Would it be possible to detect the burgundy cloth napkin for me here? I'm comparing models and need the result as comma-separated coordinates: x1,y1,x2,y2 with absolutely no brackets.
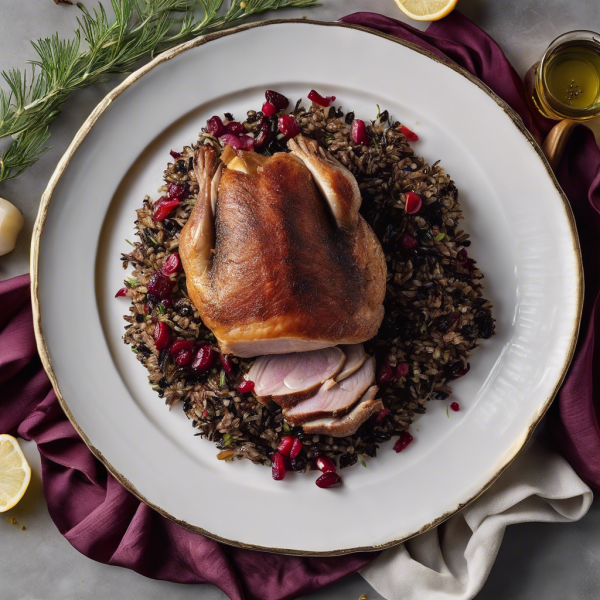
2,10,600,600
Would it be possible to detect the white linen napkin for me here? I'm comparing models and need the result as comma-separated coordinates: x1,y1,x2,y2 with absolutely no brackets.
359,437,593,600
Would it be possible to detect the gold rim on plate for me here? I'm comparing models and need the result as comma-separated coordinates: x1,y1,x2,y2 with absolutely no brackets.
30,19,584,556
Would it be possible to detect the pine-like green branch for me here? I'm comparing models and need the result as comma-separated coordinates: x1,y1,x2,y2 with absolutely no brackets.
0,0,318,183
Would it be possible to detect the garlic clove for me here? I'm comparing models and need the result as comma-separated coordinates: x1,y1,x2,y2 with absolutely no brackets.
0,198,25,257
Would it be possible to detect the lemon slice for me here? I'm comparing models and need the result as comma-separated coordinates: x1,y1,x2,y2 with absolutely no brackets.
394,0,459,21
0,435,31,512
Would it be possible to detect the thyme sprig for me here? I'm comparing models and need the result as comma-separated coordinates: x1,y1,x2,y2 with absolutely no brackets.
0,0,318,183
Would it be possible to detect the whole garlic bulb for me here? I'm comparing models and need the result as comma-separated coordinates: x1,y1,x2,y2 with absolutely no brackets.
0,198,25,256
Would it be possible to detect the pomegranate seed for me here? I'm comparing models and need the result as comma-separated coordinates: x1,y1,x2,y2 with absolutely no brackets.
175,348,193,367
395,362,410,378
170,150,181,160
153,321,171,351
405,191,422,214
168,182,189,201
153,197,179,222
225,121,245,135
447,361,470,379
206,115,226,137
143,303,150,313
254,119,271,150
278,114,300,138
315,455,336,473
238,379,255,393
147,272,173,299
400,233,418,249
450,401,460,412
272,452,286,480
290,438,303,459
262,102,277,117
278,436,295,457
168,340,195,356
351,119,369,145
115,287,127,298
394,431,414,453
399,125,419,142
308,89,336,107
265,90,289,110
161,252,181,275
161,298,171,309
376,408,390,423
377,359,395,384
202,409,208,418
220,354,234,375
191,344,216,371
316,472,342,489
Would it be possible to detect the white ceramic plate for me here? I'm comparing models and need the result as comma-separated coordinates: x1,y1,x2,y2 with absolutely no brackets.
32,21,582,555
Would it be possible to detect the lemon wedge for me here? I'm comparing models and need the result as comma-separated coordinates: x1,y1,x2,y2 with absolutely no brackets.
394,0,459,21
0,435,32,512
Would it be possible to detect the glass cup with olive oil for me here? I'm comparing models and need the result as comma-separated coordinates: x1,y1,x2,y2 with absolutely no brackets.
529,30,600,120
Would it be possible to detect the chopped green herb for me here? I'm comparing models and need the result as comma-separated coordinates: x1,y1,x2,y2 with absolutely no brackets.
373,138,380,150
222,433,236,447
376,104,381,117
219,370,226,387
283,422,291,434
446,405,450,418
131,346,139,354
145,229,159,245
157,303,166,315
358,454,367,468
126,277,139,288
125,239,135,247
434,232,445,242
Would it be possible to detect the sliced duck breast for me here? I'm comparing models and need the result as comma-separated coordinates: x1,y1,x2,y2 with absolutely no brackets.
283,357,375,426
335,344,368,382
248,347,345,408
301,387,383,437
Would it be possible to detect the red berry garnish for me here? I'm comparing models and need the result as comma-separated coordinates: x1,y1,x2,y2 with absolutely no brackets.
278,114,300,138
254,119,271,150
153,321,171,351
168,339,195,356
315,455,336,473
400,233,418,249
206,115,226,137
168,182,189,201
308,89,336,107
377,359,394,384
375,408,390,423
316,472,342,488
153,197,179,222
191,344,216,372
450,401,460,412
238,135,255,151
170,150,181,160
394,431,414,453
399,125,419,142
220,354,234,375
351,119,369,145
262,101,277,117
238,379,255,393
395,362,410,378
272,452,286,480
278,436,295,457
147,272,173,299
115,287,127,298
405,191,422,214
265,90,289,110
290,438,303,459
175,349,194,367
161,252,181,275
225,121,245,135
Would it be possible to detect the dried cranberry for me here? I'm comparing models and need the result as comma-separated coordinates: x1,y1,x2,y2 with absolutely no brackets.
147,272,173,299
277,436,295,457
238,379,255,393
220,133,243,149
377,359,395,384
175,349,193,367
308,89,336,107
220,354,234,375
168,340,195,356
262,102,277,117
316,472,342,488
153,197,179,222
351,119,369,145
170,150,181,160
405,192,422,214
446,361,470,379
315,455,336,473
238,135,255,151
115,287,127,298
153,321,171,351
265,90,289,110
162,252,181,275
450,402,460,412
191,344,216,372
394,431,414,453
226,121,245,135
375,408,391,423
278,114,300,138
290,438,303,459
272,452,286,480
254,119,271,150
395,362,410,378
399,125,419,142
400,233,418,249
168,182,188,201
206,115,226,137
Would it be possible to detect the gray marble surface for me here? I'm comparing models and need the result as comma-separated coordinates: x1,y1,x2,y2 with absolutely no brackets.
2,1,600,599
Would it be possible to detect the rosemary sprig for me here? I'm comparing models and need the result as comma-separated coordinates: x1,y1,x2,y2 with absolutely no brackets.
0,0,318,184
